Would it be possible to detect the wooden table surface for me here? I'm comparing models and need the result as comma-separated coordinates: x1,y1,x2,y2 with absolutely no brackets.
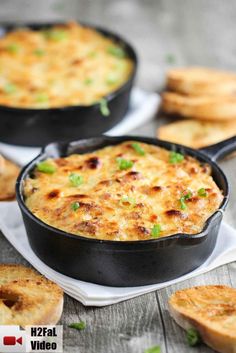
1,1,236,352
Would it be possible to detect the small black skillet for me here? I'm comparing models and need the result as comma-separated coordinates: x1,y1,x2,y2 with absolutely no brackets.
16,135,236,287
0,23,137,147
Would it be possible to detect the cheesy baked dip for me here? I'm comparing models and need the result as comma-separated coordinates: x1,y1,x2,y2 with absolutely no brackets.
0,22,134,109
24,141,223,241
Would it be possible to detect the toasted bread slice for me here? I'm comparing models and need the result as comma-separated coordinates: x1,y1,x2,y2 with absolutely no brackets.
167,67,236,96
169,285,236,353
0,264,63,326
0,156,20,201
157,119,236,148
161,92,236,120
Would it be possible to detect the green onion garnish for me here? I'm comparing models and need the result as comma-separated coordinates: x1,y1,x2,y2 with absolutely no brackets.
131,142,145,156
119,196,136,208
198,188,207,197
69,173,83,187
3,83,17,94
179,191,192,210
43,29,67,41
84,78,93,85
106,73,118,85
144,345,161,353
36,93,48,103
37,161,56,174
107,46,126,58
165,53,176,64
151,224,162,238
88,51,97,58
68,321,86,331
34,48,45,57
7,43,20,53
169,151,184,164
71,202,80,211
116,158,134,171
186,328,201,347
99,98,110,117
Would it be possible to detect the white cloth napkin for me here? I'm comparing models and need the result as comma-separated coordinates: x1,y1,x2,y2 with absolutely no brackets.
0,201,236,307
0,87,160,166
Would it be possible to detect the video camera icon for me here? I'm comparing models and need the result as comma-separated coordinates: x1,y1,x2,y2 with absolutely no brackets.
3,336,23,346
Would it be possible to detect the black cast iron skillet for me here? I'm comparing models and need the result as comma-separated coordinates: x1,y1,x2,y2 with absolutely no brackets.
16,135,236,287
0,23,137,147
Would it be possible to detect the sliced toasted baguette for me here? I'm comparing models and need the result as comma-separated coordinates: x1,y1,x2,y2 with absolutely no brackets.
167,67,236,96
157,119,236,148
169,285,236,353
0,156,20,201
0,264,63,326
161,92,236,120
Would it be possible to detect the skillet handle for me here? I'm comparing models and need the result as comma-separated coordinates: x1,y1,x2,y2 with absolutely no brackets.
200,135,236,162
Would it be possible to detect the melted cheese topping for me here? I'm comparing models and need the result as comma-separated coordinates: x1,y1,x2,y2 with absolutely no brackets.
24,141,223,241
0,22,133,108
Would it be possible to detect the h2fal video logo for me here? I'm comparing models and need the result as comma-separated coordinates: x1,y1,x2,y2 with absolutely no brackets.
0,325,63,352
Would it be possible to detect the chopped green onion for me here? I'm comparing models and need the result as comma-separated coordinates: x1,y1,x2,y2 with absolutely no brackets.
119,196,136,208
36,93,48,103
68,321,86,331
169,151,184,164
106,73,118,85
88,51,97,58
151,224,162,238
116,158,134,171
7,43,20,53
165,53,176,64
34,48,45,57
43,29,67,41
186,328,201,347
198,187,207,197
69,173,83,187
107,46,126,58
3,83,17,94
84,78,93,85
131,142,145,156
37,161,56,174
99,98,110,117
179,191,192,210
71,202,80,211
144,345,161,353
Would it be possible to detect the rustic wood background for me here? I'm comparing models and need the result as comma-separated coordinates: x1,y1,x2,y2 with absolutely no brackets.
0,1,236,352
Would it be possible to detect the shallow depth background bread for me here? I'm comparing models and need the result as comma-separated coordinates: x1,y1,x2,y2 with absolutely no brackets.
169,285,236,353
0,264,63,326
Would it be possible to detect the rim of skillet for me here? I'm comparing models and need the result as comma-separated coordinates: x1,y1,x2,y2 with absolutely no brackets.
16,135,229,246
0,22,138,113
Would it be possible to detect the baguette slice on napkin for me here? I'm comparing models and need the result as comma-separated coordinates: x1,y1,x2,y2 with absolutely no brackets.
169,285,236,353
157,119,236,148
0,264,63,326
162,92,236,120
0,155,20,201
167,67,236,96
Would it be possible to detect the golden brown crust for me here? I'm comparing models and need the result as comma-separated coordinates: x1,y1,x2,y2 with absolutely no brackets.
24,141,223,241
0,156,20,201
157,119,236,148
161,92,236,120
167,67,236,96
0,264,63,326
169,285,236,353
0,21,133,108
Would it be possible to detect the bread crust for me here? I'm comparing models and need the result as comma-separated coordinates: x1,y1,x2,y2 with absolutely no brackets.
157,119,236,148
167,67,236,96
161,92,236,120
0,264,63,326
0,156,20,201
169,285,236,353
